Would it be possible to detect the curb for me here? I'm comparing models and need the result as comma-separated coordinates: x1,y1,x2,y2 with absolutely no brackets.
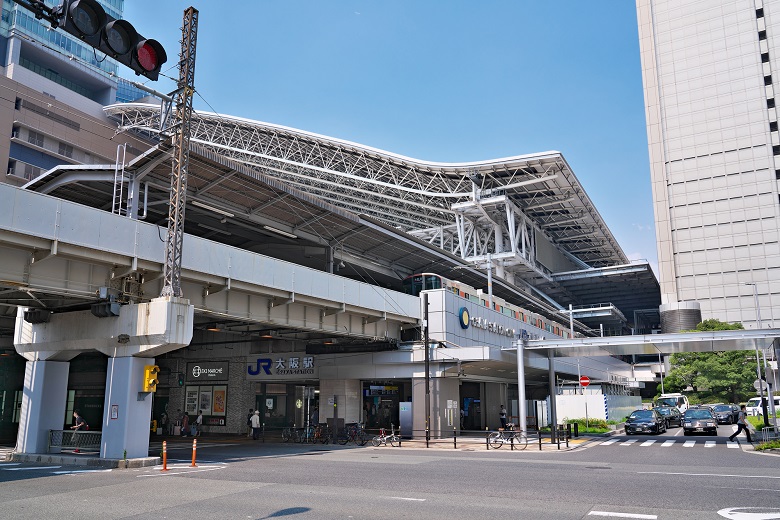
10,453,160,468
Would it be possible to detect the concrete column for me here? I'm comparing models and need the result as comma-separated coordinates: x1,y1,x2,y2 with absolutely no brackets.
517,340,527,433
548,349,558,441
412,376,459,438
101,357,153,459
16,360,70,454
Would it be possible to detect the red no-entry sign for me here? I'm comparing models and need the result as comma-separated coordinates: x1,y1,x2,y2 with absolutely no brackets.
579,376,590,387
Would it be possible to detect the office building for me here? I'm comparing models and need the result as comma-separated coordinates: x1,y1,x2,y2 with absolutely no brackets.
637,0,780,328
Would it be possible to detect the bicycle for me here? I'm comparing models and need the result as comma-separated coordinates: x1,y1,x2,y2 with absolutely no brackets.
337,422,368,446
313,424,332,444
487,423,527,450
281,423,294,443
296,425,317,444
371,424,400,447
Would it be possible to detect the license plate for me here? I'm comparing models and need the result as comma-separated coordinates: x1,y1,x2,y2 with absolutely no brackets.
695,427,703,432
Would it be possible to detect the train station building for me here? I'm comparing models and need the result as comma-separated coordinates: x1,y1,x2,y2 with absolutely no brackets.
0,0,684,459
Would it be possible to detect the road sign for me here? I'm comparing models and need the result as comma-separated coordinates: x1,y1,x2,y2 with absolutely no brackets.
579,376,591,387
754,378,768,391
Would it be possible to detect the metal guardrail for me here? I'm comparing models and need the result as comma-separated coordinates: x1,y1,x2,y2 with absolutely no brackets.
761,426,780,443
48,430,102,453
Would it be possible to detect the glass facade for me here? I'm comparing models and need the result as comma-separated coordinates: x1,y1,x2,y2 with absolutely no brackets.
0,0,126,78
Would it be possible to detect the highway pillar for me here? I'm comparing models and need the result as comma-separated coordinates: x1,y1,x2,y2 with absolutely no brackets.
101,356,154,459
16,360,70,454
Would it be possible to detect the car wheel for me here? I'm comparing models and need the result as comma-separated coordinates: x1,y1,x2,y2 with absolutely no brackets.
683,430,690,436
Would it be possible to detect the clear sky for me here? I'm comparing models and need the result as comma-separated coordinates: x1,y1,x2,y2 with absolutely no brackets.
124,1,657,272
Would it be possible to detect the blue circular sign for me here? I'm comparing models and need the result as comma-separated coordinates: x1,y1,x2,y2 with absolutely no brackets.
458,307,470,329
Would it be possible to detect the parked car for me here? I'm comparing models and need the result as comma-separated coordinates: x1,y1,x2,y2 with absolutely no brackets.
625,409,667,435
653,406,683,428
682,408,717,436
712,404,740,424
746,396,780,416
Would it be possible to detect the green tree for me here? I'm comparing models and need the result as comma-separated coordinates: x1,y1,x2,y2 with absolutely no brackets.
662,320,755,402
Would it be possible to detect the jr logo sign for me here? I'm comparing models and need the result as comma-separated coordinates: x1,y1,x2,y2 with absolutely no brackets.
247,358,272,376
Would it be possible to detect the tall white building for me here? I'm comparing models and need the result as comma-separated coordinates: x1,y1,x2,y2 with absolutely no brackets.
637,0,780,328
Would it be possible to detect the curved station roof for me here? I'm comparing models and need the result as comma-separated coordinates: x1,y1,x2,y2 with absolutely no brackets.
9,103,660,339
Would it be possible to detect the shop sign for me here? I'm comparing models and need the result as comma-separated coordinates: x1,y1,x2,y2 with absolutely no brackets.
186,361,229,382
246,355,317,380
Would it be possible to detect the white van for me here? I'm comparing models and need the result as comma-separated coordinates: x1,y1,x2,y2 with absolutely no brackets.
655,393,689,413
746,396,780,416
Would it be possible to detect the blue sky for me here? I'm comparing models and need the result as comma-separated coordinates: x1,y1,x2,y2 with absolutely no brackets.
124,1,657,271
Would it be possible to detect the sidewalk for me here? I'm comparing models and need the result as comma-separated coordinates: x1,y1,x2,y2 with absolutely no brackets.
151,431,592,452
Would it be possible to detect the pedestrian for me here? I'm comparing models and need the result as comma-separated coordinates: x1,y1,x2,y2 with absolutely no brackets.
460,408,465,430
181,412,189,437
250,410,262,440
71,410,87,453
195,410,203,437
310,406,319,426
499,405,507,429
247,408,254,438
173,409,182,436
160,412,168,436
728,404,753,443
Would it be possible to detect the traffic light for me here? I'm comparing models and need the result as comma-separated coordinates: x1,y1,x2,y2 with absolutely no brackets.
178,373,184,387
143,365,160,392
54,0,167,81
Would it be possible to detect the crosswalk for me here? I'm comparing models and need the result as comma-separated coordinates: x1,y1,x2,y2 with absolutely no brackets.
597,438,742,449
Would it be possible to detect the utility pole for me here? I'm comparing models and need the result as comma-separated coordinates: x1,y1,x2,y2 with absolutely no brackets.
423,292,431,446
161,7,198,298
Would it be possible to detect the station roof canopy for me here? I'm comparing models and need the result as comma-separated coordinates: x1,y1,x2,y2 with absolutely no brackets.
13,105,661,336
520,329,780,357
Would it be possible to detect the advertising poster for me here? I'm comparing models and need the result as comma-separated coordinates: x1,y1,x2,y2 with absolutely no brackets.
212,386,227,416
185,387,199,415
198,387,212,414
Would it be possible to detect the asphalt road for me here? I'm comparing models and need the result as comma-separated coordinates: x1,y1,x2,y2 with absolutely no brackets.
1,430,779,520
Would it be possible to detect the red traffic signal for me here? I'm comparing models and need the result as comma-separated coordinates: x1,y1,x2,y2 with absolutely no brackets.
55,0,167,81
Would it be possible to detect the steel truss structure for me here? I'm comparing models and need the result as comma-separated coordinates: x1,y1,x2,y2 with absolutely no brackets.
106,104,628,288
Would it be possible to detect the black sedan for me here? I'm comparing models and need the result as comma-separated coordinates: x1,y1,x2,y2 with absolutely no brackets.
682,408,718,436
625,409,667,435
712,404,739,424
653,406,682,428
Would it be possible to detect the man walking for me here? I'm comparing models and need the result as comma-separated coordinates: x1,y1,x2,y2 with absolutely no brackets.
250,410,262,440
728,404,752,443
499,405,508,429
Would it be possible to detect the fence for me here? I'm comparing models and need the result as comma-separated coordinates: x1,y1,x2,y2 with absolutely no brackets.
48,430,102,453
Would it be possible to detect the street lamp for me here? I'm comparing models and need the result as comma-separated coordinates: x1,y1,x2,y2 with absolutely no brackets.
745,282,772,427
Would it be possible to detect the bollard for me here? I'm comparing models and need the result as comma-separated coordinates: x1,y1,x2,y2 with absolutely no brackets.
566,423,572,439
573,422,579,437
161,441,169,472
454,427,457,449
538,429,542,451
190,438,198,467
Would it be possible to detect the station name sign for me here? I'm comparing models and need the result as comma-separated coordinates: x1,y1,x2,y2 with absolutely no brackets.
246,356,318,380
458,307,516,337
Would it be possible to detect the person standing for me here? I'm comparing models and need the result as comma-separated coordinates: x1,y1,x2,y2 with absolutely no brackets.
247,408,254,438
499,405,508,429
728,405,753,443
250,410,262,440
181,412,189,437
195,410,203,437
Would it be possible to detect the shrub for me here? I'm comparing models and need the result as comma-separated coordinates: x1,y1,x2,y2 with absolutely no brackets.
565,417,610,429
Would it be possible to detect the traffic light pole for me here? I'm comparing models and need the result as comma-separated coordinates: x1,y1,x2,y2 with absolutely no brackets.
160,6,198,298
